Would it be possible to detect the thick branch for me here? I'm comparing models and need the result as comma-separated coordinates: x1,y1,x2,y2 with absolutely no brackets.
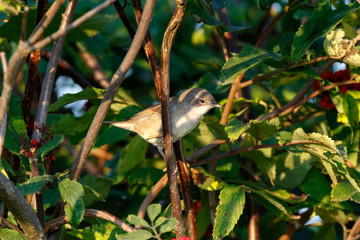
0,173,44,239
69,0,157,181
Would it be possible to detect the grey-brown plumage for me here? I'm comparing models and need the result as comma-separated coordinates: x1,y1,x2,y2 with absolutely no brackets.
104,88,221,154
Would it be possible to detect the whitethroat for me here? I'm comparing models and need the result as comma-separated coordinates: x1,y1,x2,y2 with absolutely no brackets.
104,88,222,156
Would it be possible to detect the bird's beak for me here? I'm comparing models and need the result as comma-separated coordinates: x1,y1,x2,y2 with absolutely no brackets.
213,103,222,108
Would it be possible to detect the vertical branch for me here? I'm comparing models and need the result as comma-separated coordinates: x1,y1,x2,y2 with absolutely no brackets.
22,0,48,136
0,52,8,160
131,0,162,96
174,140,198,240
69,0,156,181
160,0,187,237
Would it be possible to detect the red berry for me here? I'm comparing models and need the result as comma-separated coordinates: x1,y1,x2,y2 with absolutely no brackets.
328,103,336,109
313,80,321,91
31,139,38,147
51,156,56,161
340,85,348,94
321,71,333,80
26,151,31,157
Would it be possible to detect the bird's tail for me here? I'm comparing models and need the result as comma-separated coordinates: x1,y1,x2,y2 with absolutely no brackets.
103,121,134,131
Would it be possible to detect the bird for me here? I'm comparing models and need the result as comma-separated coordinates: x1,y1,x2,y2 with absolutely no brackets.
104,88,221,156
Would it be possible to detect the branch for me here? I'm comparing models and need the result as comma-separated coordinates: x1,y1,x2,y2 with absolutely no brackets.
174,140,198,240
347,216,360,240
69,0,156,181
189,141,328,167
0,217,23,234
45,209,135,233
0,52,8,159
0,173,44,239
137,174,168,219
278,209,312,240
160,0,187,237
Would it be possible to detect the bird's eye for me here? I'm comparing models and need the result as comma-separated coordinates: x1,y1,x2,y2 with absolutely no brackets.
199,98,206,104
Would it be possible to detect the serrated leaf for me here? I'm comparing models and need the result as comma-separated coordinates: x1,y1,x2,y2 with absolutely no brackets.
17,175,53,196
0,229,27,240
116,230,152,240
213,185,245,240
220,44,281,85
37,135,63,160
59,179,84,207
159,218,178,233
291,2,360,61
127,215,150,228
154,216,167,227
64,198,84,225
331,182,360,203
147,204,161,222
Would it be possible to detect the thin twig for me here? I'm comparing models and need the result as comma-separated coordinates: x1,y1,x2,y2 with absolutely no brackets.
45,209,135,233
160,0,187,237
137,174,168,219
29,148,44,227
278,209,312,240
69,0,157,181
189,141,329,167
347,216,360,240
21,6,30,42
0,52,8,159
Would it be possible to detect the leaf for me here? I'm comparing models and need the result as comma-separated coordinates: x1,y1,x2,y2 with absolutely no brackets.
154,216,167,227
127,215,150,228
80,175,112,207
275,152,316,189
291,1,360,61
300,168,331,203
59,179,85,225
36,135,64,160
192,167,225,191
258,0,276,11
331,182,360,203
17,175,53,196
115,136,149,180
314,223,337,240
187,0,249,32
5,95,28,155
116,230,152,240
147,204,161,222
159,218,179,233
0,229,27,240
225,119,277,140
213,185,245,240
211,0,230,10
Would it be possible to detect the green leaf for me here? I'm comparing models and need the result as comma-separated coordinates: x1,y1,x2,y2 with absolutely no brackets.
37,135,64,160
154,216,167,227
159,218,179,233
225,119,277,140
211,0,230,10
147,204,161,222
300,168,331,203
213,185,245,240
115,136,148,180
291,1,360,61
187,0,249,32
127,215,150,228
194,167,225,191
314,223,337,240
17,175,53,196
116,230,152,240
331,182,360,203
275,152,316,189
64,198,85,225
81,175,112,207
5,95,28,156
0,229,27,240
59,179,85,225
343,93,359,129
220,44,281,85
59,179,84,206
